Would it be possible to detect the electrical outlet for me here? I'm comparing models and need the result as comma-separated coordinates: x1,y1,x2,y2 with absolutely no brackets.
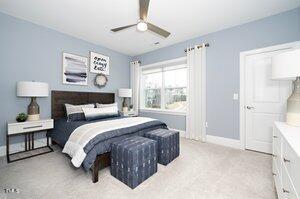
233,93,239,100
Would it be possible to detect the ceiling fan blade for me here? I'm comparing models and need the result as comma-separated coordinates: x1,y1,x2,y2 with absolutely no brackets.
111,24,136,32
147,23,171,38
140,0,150,20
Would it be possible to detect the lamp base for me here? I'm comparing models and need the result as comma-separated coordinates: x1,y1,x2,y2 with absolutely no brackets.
287,112,300,127
27,114,40,121
27,97,40,121
122,97,129,112
286,77,300,127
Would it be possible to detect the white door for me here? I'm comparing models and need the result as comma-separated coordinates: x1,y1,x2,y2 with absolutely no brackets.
244,49,292,154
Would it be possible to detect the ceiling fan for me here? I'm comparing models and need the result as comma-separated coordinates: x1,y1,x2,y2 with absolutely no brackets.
111,0,171,38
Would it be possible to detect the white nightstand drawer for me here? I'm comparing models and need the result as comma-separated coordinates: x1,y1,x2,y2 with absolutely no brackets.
120,111,137,117
7,119,54,135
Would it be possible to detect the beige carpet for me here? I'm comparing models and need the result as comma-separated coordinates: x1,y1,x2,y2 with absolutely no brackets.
0,138,276,199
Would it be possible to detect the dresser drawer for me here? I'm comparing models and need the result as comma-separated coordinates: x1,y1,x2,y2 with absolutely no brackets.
273,147,282,180
7,120,53,135
282,138,300,197
282,165,299,199
273,158,284,199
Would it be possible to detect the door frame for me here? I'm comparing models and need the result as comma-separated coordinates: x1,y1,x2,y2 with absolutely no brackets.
239,41,300,150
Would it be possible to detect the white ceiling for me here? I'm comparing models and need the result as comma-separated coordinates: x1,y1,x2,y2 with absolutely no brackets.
0,0,299,56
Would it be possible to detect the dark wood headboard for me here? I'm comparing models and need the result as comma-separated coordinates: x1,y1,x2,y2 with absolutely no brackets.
51,90,115,119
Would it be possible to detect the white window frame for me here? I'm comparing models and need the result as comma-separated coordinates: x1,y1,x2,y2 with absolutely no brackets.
139,57,187,116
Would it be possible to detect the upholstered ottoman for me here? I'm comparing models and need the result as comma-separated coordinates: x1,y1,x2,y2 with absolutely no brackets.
110,136,157,189
144,129,180,166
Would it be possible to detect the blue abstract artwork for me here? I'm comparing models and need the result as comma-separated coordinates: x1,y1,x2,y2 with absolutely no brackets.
63,53,88,85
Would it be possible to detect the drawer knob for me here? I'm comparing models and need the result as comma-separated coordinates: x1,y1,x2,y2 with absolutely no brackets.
283,188,290,193
283,158,291,163
273,135,278,139
272,172,276,176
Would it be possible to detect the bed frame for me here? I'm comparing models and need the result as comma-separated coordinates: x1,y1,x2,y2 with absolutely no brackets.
51,90,115,183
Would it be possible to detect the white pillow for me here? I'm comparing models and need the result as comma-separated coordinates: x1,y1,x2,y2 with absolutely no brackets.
82,106,118,121
65,103,94,122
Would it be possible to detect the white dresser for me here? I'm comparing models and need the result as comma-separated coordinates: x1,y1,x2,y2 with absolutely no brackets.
273,122,300,199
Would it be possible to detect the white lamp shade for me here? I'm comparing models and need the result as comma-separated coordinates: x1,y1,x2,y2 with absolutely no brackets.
118,88,132,98
272,49,300,80
17,81,49,97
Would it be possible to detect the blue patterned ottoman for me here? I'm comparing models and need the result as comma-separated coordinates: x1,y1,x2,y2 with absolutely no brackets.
144,129,180,166
110,136,158,189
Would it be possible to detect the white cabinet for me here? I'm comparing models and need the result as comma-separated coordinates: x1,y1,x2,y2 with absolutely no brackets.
273,122,300,199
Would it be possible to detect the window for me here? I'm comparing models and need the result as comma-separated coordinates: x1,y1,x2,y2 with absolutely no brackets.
140,59,187,114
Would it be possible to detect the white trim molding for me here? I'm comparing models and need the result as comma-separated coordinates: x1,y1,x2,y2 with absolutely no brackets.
169,128,243,149
170,128,243,151
140,108,186,116
239,41,300,151
140,57,186,70
139,57,188,116
206,135,243,150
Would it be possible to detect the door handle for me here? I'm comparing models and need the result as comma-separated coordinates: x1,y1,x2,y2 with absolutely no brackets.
283,158,291,163
246,106,255,110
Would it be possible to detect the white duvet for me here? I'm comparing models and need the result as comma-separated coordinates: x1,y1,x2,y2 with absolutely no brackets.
62,117,156,167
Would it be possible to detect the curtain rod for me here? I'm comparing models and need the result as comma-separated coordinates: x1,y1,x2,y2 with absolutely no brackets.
184,43,209,52
132,60,141,64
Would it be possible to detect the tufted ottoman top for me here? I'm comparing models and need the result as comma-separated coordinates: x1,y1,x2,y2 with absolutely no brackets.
111,136,157,168
145,128,178,137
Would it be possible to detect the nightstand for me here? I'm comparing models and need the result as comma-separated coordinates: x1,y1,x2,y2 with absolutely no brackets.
120,111,137,117
6,119,54,163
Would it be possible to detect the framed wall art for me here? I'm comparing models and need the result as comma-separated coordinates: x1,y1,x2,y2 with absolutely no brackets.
90,51,110,75
62,53,88,86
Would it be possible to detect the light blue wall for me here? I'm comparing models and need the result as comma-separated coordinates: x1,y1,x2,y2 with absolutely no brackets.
140,112,186,131
0,12,131,146
135,8,300,139
1,8,299,147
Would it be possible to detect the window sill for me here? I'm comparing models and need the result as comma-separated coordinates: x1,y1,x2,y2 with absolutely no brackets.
139,108,186,116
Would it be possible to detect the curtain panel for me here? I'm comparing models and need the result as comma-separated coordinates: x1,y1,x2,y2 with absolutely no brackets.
130,61,141,115
186,45,206,141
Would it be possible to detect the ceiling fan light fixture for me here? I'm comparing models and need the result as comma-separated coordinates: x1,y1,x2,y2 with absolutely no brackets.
111,0,170,38
137,21,148,32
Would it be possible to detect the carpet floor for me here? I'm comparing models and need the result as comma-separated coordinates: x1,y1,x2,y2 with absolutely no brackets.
0,138,276,199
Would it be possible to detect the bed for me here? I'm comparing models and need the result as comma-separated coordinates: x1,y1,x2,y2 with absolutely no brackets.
49,90,167,183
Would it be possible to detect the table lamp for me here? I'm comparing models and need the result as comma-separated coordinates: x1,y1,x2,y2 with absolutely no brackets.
118,88,132,112
272,49,300,126
17,81,49,121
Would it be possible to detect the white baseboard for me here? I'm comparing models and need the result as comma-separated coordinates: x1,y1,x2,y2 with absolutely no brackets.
0,138,50,157
206,135,243,150
168,128,243,150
